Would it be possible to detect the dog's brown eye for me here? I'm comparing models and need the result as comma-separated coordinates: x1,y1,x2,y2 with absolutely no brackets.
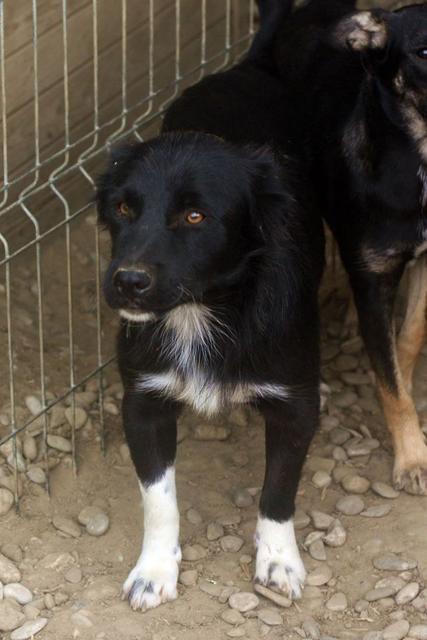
185,211,205,225
417,48,427,59
117,202,130,217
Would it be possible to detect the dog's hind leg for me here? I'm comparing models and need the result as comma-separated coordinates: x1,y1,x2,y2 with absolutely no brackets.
255,395,318,599
397,255,427,394
121,392,181,611
349,266,427,495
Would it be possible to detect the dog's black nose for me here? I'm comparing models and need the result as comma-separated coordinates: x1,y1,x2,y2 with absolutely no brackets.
114,270,153,300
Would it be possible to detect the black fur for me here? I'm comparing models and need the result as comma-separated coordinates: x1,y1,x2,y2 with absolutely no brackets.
96,6,324,607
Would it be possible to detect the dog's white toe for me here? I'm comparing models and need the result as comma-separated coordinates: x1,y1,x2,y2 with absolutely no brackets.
122,551,180,611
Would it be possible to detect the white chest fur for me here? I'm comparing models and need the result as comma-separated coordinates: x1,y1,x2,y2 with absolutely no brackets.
136,303,290,416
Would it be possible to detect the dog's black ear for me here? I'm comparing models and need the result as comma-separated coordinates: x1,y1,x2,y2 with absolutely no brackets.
334,10,389,54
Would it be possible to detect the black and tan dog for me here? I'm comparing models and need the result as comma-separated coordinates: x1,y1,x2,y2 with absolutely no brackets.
97,2,324,612
259,0,427,493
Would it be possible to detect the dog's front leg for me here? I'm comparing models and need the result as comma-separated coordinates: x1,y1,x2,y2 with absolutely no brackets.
255,396,317,599
121,391,181,611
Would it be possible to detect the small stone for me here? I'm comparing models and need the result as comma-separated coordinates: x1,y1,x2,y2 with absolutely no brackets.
22,437,37,461
119,443,131,463
182,544,207,561
0,600,25,631
363,634,383,640
25,396,42,416
47,434,72,453
233,488,253,508
86,512,109,537
294,510,311,530
334,354,358,371
1,544,22,564
22,605,40,620
186,508,203,525
253,583,291,607
54,592,69,606
65,567,82,584
220,536,244,553
355,599,369,613
71,611,93,628
309,539,327,561
257,608,282,626
307,564,333,586
336,495,365,515
361,504,392,518
371,482,400,499
310,511,334,531
324,520,347,547
409,625,427,639
103,401,118,415
382,620,410,640
7,451,26,473
312,471,332,489
302,617,321,639
0,554,21,582
221,609,245,625
218,512,241,526
326,592,347,611
10,618,47,640
375,577,405,594
365,587,398,602
65,406,88,430
306,457,335,474
332,446,348,462
52,515,81,538
321,415,340,430
395,582,420,605
179,570,198,587
227,629,245,638
206,521,224,540
4,584,32,605
193,423,230,441
27,467,46,485
341,474,370,494
0,488,14,515
329,428,351,446
199,580,223,597
332,390,358,408
228,591,259,612
44,593,55,609
373,553,417,572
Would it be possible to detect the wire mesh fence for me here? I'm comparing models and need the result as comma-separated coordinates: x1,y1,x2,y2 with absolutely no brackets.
0,0,256,507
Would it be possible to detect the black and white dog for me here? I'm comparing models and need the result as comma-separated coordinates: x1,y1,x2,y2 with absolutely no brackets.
97,4,324,612
260,0,427,494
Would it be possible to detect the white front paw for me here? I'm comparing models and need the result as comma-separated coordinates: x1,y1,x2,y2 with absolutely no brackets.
122,548,181,611
254,517,306,599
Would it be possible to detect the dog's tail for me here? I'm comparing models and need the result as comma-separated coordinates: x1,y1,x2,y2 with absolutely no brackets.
246,0,295,62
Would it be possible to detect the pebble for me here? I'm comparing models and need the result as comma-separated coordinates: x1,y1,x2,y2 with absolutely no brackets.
44,593,55,609
182,544,207,561
193,423,230,441
0,488,14,515
329,428,351,446
27,467,46,485
294,510,311,530
309,539,327,561
321,415,340,431
86,512,110,536
0,554,21,582
332,390,358,408
119,443,131,463
22,436,37,461
228,592,259,612
312,471,332,489
199,580,223,597
22,605,40,620
409,625,427,639
10,619,47,640
186,508,203,525
334,354,358,371
1,544,22,564
324,520,347,547
233,488,253,508
326,592,347,611
0,600,25,631
47,434,72,453
373,553,417,572
395,582,420,605
310,511,334,531
7,451,26,473
306,457,335,474
302,617,321,639
103,401,119,415
206,522,224,541
25,396,42,416
179,570,198,587
253,583,291,608
361,504,392,518
221,609,245,625
65,567,82,584
4,584,33,605
220,536,244,553
333,446,348,462
375,577,405,594
365,587,398,602
341,474,370,494
226,629,245,638
257,608,283,625
218,512,241,526
382,620,410,640
355,599,369,613
65,406,88,430
336,495,365,515
52,515,81,538
371,482,400,499
307,564,333,586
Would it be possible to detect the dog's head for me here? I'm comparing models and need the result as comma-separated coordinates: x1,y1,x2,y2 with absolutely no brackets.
97,132,287,322
334,4,427,112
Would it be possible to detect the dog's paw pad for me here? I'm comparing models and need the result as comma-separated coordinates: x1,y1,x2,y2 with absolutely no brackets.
122,554,179,611
394,465,427,496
